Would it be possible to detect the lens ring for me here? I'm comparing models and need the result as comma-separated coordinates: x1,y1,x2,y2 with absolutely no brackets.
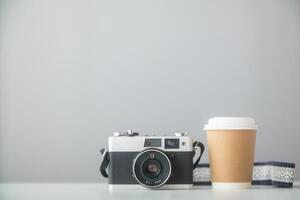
133,149,171,188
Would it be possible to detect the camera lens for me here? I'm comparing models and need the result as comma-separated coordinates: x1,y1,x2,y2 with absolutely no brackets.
143,159,161,178
133,149,171,188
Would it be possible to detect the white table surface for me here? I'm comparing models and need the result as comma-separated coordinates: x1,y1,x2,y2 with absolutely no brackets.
0,182,299,200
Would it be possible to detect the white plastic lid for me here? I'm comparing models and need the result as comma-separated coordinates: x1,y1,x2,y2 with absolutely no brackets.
204,117,257,130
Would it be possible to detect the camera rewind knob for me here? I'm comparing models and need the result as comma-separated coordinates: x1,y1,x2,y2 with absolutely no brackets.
114,132,122,136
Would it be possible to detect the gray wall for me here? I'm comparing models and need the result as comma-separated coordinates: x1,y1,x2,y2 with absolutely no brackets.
0,0,300,182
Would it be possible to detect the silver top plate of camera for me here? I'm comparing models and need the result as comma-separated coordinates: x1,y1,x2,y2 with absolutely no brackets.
108,130,193,152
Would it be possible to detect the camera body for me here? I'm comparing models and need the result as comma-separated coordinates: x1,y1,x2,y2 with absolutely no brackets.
105,130,195,189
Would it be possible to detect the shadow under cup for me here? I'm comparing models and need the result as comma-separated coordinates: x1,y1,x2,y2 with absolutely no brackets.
204,117,257,189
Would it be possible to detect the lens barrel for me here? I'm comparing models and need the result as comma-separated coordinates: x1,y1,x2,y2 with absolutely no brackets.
133,149,171,188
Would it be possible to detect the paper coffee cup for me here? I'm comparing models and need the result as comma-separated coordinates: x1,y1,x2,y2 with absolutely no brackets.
204,117,257,189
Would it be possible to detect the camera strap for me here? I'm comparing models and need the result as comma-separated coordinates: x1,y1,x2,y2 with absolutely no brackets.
99,148,109,178
193,161,296,188
193,141,205,169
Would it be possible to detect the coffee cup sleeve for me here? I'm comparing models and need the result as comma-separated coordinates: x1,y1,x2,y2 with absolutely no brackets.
193,161,296,188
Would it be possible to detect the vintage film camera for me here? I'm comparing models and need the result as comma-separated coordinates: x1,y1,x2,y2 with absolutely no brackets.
100,130,204,189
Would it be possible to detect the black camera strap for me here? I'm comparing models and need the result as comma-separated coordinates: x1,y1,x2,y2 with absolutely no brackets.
192,141,205,169
100,148,109,178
